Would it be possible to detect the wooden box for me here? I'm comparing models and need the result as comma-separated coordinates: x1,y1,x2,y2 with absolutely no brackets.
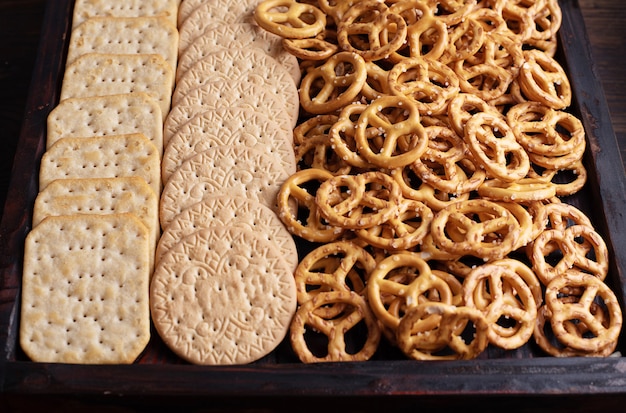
2,1,626,411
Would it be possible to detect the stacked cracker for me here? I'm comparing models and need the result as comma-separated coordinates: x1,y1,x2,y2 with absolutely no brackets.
20,0,180,364
149,0,300,365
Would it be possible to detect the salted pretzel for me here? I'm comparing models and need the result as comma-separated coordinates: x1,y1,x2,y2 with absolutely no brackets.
544,271,622,353
396,302,490,360
392,166,472,212
507,101,585,167
361,62,393,101
534,304,615,357
518,49,571,109
430,199,521,260
276,168,345,242
428,0,480,26
315,171,403,229
327,103,376,169
411,125,485,195
317,0,359,22
452,32,524,101
354,95,428,169
463,111,530,182
292,114,352,174
530,159,588,197
336,0,407,62
439,15,485,65
537,200,593,232
447,92,505,138
467,5,510,36
254,0,327,39
388,0,449,62
477,177,556,203
532,0,562,39
463,260,539,349
387,56,460,115
530,224,609,285
290,290,382,363
367,252,457,330
355,198,434,251
282,29,339,61
299,51,368,114
294,241,377,316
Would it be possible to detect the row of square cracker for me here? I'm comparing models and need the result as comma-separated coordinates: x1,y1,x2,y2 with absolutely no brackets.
151,0,300,365
20,0,181,365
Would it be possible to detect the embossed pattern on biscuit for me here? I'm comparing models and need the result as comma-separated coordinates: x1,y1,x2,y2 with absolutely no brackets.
162,107,296,183
159,145,289,228
156,194,298,270
150,225,297,365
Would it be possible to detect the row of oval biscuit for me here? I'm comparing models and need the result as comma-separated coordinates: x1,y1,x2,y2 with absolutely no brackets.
149,0,301,365
20,1,181,364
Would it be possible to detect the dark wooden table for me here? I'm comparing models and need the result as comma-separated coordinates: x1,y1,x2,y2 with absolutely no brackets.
1,0,625,412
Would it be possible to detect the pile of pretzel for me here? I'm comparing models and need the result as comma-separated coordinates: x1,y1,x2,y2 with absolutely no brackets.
254,0,622,361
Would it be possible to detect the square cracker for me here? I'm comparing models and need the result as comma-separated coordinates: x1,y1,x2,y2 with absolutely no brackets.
33,176,160,271
39,134,162,195
46,93,163,154
72,0,179,28
60,53,173,120
67,16,178,73
20,213,151,364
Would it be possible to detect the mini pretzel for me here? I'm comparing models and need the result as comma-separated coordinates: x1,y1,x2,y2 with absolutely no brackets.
315,171,403,229
317,0,359,22
518,49,571,109
430,0,480,26
396,303,489,360
299,51,368,114
367,252,456,330
254,0,327,39
477,177,557,203
354,95,428,168
544,271,622,353
507,101,585,163
411,125,485,195
276,168,345,242
529,0,562,42
452,33,523,101
463,260,538,349
337,0,407,62
361,62,393,101
387,56,460,115
294,241,376,316
388,0,449,62
328,103,376,169
533,304,616,357
293,114,352,174
447,92,505,138
463,111,530,182
538,200,594,231
439,15,485,65
355,198,434,251
532,159,588,197
290,290,381,363
282,30,339,61
530,225,609,285
430,199,521,260
496,201,537,250
392,166,471,212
